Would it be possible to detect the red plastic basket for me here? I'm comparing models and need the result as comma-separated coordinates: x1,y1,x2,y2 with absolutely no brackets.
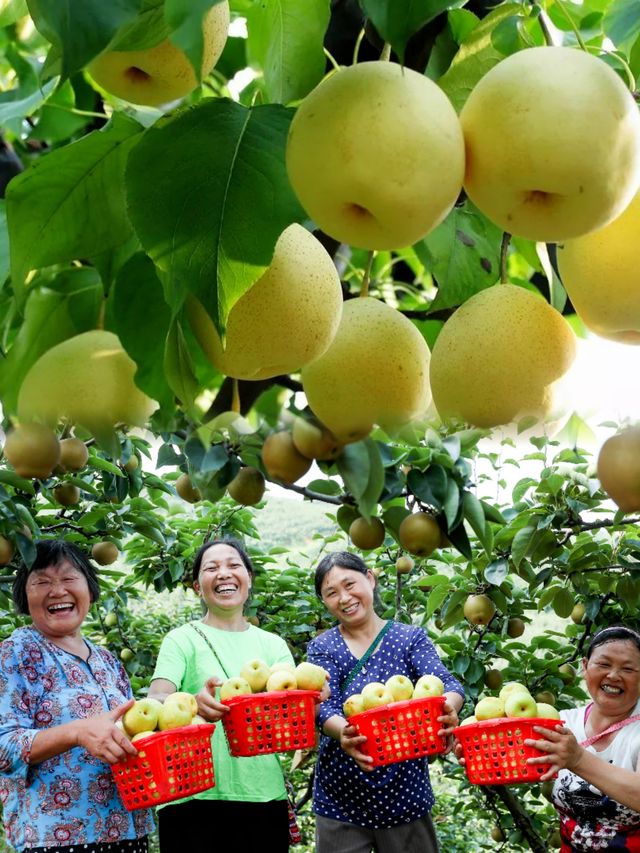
111,724,215,810
453,717,560,785
349,696,447,767
222,690,319,756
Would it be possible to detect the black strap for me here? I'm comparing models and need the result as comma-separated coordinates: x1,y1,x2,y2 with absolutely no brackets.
341,620,393,693
190,623,231,680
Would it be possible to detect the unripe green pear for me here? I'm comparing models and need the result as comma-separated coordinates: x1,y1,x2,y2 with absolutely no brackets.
301,297,431,443
227,467,266,507
463,594,496,626
53,483,81,507
596,427,640,513
507,617,525,638
92,541,119,566
88,2,230,107
18,331,156,438
188,225,343,380
0,536,14,565
287,61,464,250
349,517,385,551
175,473,201,503
430,284,576,428
557,192,640,343
460,47,640,242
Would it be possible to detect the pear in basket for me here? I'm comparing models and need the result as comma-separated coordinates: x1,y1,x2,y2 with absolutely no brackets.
123,697,163,736
295,661,328,690
158,692,196,730
266,669,298,691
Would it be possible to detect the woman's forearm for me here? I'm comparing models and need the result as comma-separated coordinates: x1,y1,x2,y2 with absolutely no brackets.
573,750,640,813
29,722,82,765
444,691,464,713
323,714,348,740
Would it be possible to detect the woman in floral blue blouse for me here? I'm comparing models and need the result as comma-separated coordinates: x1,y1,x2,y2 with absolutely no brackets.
0,540,154,853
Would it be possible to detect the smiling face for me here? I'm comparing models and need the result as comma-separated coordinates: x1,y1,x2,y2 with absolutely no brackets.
320,565,376,626
25,559,92,641
194,543,252,616
583,640,640,715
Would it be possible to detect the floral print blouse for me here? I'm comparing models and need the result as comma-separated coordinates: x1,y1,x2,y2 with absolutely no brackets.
0,626,154,851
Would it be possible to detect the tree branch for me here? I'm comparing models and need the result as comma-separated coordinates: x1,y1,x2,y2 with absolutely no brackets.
272,480,345,505
488,785,547,853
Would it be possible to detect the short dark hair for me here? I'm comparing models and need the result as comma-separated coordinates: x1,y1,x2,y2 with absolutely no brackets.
13,540,101,616
191,537,255,585
586,626,640,659
314,551,370,598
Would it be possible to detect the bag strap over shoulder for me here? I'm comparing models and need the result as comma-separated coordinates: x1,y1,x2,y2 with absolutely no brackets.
190,623,231,680
580,702,640,747
341,620,393,694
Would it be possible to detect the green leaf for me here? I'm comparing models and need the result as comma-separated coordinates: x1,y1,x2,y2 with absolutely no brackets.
511,524,536,568
307,479,343,497
414,204,502,311
337,438,384,520
427,582,450,618
0,202,7,286
463,490,492,555
382,505,411,540
480,499,506,525
438,3,521,111
110,253,174,412
164,318,200,415
361,0,465,61
484,558,508,586
0,271,102,413
0,0,27,25
246,0,330,104
336,504,359,534
0,77,57,127
447,520,472,558
166,0,227,78
407,464,448,510
7,114,142,287
126,99,304,332
26,0,144,79
603,0,640,51
443,478,460,530
537,242,566,313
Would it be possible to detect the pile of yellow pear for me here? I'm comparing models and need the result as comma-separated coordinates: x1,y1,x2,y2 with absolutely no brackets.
119,692,210,742
219,659,328,700
460,682,561,726
343,674,445,718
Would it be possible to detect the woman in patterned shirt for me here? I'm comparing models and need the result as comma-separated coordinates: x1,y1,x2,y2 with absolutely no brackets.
526,625,640,852
308,550,464,853
0,540,154,853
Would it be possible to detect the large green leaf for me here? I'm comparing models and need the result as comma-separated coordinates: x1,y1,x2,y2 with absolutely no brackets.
603,0,640,52
247,0,330,104
126,99,304,332
7,114,142,289
0,78,57,128
0,202,8,286
361,0,465,61
26,0,144,79
414,203,502,311
438,3,520,111
166,0,228,77
0,0,27,26
109,252,174,413
337,438,385,520
0,270,102,412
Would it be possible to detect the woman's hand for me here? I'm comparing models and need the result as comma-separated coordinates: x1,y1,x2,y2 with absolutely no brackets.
195,677,229,722
525,724,583,781
339,723,374,772
74,700,139,764
437,700,460,752
318,675,331,704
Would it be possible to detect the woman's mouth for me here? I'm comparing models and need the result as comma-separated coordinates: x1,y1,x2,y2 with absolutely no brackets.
215,584,238,597
47,603,75,614
342,602,359,615
600,683,624,695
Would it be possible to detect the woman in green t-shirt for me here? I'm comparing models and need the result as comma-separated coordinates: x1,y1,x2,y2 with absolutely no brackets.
149,538,295,852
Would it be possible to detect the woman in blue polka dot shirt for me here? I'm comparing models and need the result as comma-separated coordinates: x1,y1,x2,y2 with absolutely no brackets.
307,551,465,853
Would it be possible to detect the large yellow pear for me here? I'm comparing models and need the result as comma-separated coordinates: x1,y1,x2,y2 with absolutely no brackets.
187,224,343,380
597,427,640,512
301,297,431,442
286,61,464,250
18,331,157,435
557,191,640,343
430,285,576,428
87,2,230,107
460,47,640,242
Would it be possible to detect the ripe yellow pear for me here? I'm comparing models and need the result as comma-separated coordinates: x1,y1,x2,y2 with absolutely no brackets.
18,331,156,438
175,473,202,503
87,2,230,107
430,284,576,428
4,423,60,479
188,224,343,380
226,467,266,506
286,61,464,250
557,191,640,343
460,47,640,242
261,431,312,484
58,437,89,472
597,427,640,512
291,417,343,461
463,594,496,626
301,297,431,442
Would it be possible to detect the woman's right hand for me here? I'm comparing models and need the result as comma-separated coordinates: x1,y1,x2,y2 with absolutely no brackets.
74,700,139,764
195,676,229,722
340,723,374,772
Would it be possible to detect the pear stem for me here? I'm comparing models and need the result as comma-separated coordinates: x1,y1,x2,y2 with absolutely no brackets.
360,251,375,298
323,47,341,72
499,232,511,284
380,43,392,62
553,0,588,51
536,10,556,47
353,28,366,65
231,378,241,413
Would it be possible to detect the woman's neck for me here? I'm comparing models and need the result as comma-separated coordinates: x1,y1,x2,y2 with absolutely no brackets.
201,609,248,632
35,627,89,660
339,613,386,644
589,700,639,732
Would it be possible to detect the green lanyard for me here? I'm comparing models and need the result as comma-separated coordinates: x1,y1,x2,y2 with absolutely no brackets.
341,620,393,694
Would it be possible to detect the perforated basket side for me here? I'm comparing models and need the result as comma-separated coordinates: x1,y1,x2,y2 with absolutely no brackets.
453,717,559,785
222,690,318,757
111,724,215,810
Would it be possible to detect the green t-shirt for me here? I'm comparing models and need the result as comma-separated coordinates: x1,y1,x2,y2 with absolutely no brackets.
152,620,294,804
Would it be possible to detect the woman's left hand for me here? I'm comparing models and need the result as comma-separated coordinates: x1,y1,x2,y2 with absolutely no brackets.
437,700,459,753
525,725,584,781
